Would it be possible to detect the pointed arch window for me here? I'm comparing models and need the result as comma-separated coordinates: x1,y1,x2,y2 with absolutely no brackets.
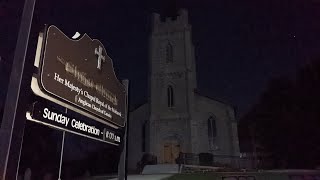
142,121,146,152
166,42,173,63
208,116,217,149
167,85,174,108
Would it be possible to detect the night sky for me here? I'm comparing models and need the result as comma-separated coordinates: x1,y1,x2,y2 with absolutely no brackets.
1,0,320,117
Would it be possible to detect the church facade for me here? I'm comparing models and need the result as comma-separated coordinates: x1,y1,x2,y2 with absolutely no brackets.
128,9,240,171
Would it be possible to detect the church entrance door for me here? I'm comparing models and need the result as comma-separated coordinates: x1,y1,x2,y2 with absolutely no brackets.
163,142,180,164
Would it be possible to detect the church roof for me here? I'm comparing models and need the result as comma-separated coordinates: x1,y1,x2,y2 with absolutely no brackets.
193,89,236,110
129,101,148,112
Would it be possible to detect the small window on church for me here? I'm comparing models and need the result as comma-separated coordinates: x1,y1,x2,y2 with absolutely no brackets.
167,85,174,108
166,42,173,63
208,116,217,149
142,122,146,152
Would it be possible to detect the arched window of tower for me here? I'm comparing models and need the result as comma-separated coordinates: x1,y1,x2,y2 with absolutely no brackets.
167,85,174,108
208,116,218,150
166,42,173,63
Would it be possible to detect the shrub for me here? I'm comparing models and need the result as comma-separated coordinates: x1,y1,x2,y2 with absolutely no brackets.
199,153,213,166
136,153,157,173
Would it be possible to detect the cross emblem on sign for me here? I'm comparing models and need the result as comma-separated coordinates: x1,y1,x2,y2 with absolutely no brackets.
95,46,105,70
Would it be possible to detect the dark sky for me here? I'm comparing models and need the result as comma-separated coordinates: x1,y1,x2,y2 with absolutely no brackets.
2,0,320,117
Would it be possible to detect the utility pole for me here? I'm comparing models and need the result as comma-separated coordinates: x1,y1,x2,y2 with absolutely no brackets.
118,80,129,180
0,0,36,179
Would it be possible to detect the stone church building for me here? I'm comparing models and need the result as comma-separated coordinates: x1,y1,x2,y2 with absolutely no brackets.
128,9,240,171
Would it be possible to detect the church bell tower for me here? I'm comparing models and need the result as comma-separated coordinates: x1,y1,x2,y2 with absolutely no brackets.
148,9,197,162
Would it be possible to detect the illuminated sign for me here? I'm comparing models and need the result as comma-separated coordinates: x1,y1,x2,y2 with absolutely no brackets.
27,102,122,145
32,25,126,127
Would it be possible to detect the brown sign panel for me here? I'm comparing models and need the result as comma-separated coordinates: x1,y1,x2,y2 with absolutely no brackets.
38,25,126,127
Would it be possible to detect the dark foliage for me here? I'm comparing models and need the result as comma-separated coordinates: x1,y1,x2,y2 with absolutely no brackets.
198,153,213,166
136,153,157,173
239,60,320,169
62,146,120,179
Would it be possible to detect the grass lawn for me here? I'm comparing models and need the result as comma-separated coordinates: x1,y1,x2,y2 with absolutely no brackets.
166,173,220,180
166,172,291,180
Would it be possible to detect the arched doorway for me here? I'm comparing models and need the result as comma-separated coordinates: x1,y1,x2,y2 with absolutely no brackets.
163,141,180,164
161,135,182,164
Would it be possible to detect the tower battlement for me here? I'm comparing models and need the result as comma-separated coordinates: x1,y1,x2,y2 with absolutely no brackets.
152,9,190,33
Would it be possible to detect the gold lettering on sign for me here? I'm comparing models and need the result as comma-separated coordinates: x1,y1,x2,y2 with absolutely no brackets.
57,56,118,105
